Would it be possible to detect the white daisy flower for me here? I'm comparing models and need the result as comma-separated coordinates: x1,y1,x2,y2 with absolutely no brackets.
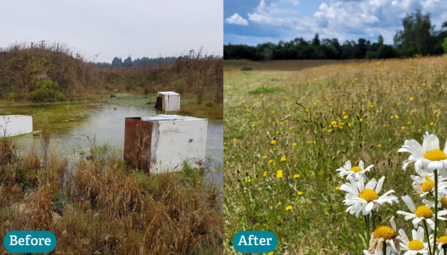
399,227,430,255
341,175,398,217
398,132,447,175
397,195,447,231
368,216,401,255
436,236,447,254
337,160,374,180
411,173,447,197
422,194,447,210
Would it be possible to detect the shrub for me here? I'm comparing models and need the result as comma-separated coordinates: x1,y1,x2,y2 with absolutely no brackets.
125,84,131,91
28,78,63,102
241,67,252,71
105,84,111,90
7,93,15,101
196,91,204,105
144,85,150,95
57,93,65,101
204,100,214,107
171,79,186,95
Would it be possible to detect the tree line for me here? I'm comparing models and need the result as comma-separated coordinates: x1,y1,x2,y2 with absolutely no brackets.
224,10,447,61
96,55,178,67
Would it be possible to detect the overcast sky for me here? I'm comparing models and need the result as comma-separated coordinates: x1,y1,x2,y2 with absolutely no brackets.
225,0,447,46
0,0,223,63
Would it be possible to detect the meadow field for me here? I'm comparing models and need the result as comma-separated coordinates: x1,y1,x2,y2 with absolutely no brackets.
223,59,352,72
224,56,447,254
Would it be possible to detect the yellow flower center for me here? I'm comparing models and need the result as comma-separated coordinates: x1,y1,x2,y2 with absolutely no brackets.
437,236,447,244
425,175,433,181
414,205,433,218
423,150,447,161
350,166,362,173
408,240,424,250
421,181,435,192
373,226,396,240
358,189,378,202
441,198,447,209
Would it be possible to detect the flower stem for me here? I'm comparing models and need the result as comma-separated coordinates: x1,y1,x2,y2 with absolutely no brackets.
435,169,439,255
364,215,370,244
382,242,386,255
423,220,433,255
371,210,376,230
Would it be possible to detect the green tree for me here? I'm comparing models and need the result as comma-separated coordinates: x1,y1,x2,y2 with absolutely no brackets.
443,37,447,53
312,33,320,46
111,57,123,67
123,56,132,66
394,10,437,57
256,43,274,61
378,35,384,45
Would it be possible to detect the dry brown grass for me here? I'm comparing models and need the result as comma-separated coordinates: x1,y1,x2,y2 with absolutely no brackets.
0,136,223,254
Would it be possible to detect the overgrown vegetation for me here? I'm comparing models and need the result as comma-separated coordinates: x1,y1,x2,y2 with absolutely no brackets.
0,41,223,110
0,132,223,254
224,55,447,254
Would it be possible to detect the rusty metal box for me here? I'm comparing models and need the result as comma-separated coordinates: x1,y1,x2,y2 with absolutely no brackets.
124,115,207,174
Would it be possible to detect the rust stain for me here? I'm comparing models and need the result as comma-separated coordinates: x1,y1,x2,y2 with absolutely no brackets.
124,118,153,173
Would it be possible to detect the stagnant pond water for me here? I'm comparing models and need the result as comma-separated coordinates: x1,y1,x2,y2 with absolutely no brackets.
0,96,223,184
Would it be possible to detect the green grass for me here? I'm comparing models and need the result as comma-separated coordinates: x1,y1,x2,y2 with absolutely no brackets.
92,143,112,154
223,59,253,66
224,56,447,254
248,85,284,94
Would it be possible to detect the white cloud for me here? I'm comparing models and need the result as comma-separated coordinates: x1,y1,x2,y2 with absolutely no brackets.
306,0,427,43
420,0,447,27
247,0,300,27
226,13,249,25
319,3,329,11
248,13,277,25
231,0,447,45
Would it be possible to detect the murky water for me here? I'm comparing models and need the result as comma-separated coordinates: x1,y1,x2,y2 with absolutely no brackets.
0,97,223,183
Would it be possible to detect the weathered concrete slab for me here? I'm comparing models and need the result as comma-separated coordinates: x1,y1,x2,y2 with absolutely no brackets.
0,115,33,137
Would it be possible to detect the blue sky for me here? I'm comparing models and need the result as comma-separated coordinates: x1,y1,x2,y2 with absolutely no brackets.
224,0,447,46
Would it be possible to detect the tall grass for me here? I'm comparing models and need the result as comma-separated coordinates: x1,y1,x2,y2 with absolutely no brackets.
224,56,447,254
0,135,223,254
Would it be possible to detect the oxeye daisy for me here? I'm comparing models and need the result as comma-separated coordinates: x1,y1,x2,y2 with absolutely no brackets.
397,195,447,231
399,227,430,255
336,160,374,180
422,194,447,210
398,132,447,175
341,175,398,217
410,172,447,197
368,216,401,255
436,236,447,254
